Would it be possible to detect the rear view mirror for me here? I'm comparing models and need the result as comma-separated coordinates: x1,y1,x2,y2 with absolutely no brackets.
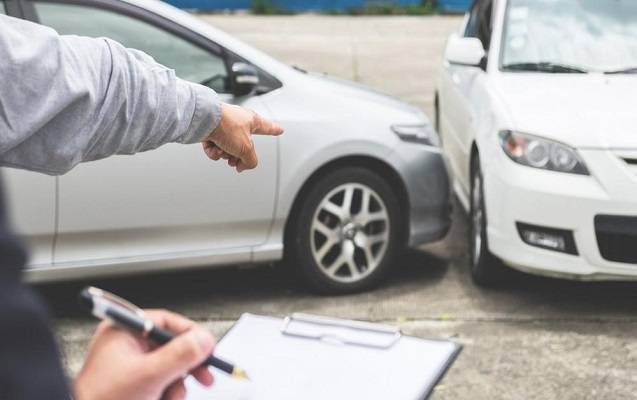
232,62,259,97
444,34,486,67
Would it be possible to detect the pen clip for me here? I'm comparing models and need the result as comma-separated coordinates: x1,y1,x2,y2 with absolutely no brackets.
86,286,146,318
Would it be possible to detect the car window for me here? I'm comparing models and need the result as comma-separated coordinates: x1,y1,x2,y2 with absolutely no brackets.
476,1,493,50
34,2,229,93
464,1,482,38
1,1,6,14
501,0,637,73
465,0,493,50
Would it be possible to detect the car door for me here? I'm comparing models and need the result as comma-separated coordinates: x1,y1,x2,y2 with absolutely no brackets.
1,0,58,270
27,0,278,268
440,0,493,194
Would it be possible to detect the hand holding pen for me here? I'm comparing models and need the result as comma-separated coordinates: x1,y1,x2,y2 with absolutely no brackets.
75,287,248,400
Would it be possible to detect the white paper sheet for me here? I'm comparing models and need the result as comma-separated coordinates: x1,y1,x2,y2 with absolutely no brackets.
185,314,459,400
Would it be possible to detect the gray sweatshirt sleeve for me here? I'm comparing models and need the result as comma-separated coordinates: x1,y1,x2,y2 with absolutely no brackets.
0,15,223,175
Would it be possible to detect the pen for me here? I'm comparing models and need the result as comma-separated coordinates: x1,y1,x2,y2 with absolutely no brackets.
79,286,249,380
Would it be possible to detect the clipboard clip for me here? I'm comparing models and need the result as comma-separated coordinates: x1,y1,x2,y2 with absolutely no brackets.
281,313,402,350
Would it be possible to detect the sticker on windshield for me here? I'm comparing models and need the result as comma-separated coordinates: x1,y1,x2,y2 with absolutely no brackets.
510,6,529,20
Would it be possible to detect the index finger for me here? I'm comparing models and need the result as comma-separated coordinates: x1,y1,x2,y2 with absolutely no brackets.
145,309,215,386
145,309,195,334
251,112,284,136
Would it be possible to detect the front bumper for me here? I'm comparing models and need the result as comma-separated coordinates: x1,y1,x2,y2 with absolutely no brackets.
388,142,452,248
485,148,637,280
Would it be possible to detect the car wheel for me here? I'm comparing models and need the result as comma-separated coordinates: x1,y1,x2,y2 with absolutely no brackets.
469,154,507,286
289,167,402,294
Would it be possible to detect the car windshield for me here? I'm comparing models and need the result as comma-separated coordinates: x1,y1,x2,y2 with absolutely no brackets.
500,0,637,73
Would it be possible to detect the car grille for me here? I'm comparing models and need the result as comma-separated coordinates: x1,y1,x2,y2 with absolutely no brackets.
595,215,637,264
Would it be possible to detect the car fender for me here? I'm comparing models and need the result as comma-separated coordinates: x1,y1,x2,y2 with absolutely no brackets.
276,138,395,220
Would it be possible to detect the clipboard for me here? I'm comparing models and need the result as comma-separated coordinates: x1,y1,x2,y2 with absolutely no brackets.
185,313,461,400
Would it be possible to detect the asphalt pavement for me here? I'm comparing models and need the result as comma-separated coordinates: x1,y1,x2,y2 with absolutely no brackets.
36,15,637,400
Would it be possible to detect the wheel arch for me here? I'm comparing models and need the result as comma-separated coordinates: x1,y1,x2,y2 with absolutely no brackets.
283,155,410,256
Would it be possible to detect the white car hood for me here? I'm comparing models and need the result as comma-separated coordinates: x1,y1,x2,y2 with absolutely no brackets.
492,74,637,149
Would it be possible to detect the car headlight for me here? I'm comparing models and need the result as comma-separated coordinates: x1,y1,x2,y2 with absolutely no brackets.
499,130,589,175
391,123,439,146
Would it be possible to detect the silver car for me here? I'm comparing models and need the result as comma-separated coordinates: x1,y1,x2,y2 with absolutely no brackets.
7,0,451,293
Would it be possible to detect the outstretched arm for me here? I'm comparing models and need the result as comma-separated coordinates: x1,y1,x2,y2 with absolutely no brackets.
0,15,282,175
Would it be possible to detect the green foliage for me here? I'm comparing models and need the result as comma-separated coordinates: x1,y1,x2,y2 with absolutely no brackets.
251,0,437,15
349,2,436,15
250,0,292,15
408,1,437,15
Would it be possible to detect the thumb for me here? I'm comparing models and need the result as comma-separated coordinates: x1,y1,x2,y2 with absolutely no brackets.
146,328,215,386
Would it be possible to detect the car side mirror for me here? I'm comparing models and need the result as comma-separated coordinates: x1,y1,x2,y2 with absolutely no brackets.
444,34,486,67
231,62,260,97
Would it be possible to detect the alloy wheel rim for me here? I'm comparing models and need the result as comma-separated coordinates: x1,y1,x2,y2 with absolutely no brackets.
471,174,484,266
310,183,390,283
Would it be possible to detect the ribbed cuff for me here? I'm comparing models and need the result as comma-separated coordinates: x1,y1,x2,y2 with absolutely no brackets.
180,82,223,144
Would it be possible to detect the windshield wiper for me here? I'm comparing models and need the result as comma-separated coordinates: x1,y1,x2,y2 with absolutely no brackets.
605,67,637,74
502,62,588,73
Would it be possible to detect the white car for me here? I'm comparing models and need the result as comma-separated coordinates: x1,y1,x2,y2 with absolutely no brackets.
436,0,637,285
4,0,451,293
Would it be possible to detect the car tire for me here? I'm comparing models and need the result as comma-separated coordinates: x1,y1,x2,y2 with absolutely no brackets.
469,154,507,286
289,167,402,294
